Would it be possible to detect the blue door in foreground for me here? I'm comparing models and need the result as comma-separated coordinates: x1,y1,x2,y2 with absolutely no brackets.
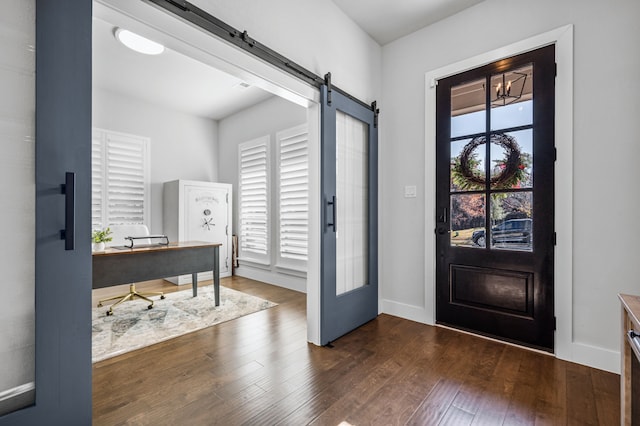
320,83,378,345
0,0,92,424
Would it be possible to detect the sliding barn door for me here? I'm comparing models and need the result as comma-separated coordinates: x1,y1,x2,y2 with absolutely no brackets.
320,85,378,345
0,1,92,423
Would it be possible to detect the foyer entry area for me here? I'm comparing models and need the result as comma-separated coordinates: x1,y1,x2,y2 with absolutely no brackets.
92,277,617,425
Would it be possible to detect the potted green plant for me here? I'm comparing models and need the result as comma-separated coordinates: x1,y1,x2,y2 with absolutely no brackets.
92,227,112,252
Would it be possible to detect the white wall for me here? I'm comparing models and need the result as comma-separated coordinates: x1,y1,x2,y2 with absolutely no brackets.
189,0,382,106
218,96,307,292
381,0,640,372
0,0,35,409
92,87,219,234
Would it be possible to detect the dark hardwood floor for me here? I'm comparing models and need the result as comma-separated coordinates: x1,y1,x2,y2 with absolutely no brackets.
92,276,619,425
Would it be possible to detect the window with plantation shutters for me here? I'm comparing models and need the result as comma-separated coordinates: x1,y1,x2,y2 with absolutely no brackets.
277,125,308,270
238,136,270,264
92,128,150,231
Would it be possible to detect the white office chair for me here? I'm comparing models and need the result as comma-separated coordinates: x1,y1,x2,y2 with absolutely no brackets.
106,224,153,248
97,224,165,316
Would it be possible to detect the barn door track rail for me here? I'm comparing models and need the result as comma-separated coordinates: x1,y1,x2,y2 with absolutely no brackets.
147,0,378,118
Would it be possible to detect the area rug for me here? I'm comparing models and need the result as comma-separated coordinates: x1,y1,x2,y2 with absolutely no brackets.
92,285,276,363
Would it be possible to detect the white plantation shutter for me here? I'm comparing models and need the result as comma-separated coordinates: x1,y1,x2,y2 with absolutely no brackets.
239,136,270,263
105,134,146,225
277,125,308,267
92,129,150,230
91,132,105,229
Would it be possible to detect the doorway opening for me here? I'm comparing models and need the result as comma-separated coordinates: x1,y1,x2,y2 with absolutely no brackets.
91,0,322,356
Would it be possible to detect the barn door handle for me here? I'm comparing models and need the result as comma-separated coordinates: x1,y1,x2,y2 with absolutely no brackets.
327,196,337,232
59,172,76,250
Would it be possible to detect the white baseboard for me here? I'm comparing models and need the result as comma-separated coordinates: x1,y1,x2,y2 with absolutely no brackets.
381,299,429,324
0,382,35,416
558,341,620,374
235,266,306,293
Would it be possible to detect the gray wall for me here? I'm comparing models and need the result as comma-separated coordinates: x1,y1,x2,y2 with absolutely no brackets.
92,87,219,234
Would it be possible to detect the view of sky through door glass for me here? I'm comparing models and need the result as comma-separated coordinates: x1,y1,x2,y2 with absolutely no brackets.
450,77,485,138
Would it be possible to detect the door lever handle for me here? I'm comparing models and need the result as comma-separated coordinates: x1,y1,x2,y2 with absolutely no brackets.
436,227,449,235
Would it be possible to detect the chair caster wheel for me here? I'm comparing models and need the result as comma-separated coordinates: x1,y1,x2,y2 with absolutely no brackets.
97,303,103,307
106,311,113,316
160,295,165,300
148,305,153,310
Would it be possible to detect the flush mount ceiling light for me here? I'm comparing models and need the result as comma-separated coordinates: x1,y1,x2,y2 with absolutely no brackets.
114,28,165,55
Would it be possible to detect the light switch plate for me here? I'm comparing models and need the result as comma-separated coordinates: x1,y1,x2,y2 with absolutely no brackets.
404,185,417,198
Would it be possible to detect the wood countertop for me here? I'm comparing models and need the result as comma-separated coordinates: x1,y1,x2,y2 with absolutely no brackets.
92,241,221,257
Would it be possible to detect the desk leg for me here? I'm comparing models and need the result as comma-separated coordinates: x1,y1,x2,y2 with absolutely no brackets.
192,273,198,297
214,246,220,306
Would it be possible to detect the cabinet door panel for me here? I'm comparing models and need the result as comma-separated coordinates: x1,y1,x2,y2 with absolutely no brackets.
185,184,230,274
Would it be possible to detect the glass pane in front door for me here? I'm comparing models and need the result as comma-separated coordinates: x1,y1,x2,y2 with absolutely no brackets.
335,110,369,295
450,193,485,248
449,77,487,249
490,192,533,251
490,64,533,129
451,77,486,138
490,129,533,190
0,0,35,415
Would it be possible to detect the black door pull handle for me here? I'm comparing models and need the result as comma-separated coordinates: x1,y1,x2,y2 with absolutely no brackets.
327,196,337,232
60,172,76,250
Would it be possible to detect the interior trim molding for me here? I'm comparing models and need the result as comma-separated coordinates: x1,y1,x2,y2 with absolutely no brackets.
235,267,307,294
568,342,619,374
0,383,35,417
381,299,428,324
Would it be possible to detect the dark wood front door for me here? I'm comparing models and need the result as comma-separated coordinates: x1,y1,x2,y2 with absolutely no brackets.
435,45,555,351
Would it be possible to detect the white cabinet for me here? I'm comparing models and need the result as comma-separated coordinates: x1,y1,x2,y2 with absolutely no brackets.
163,180,232,284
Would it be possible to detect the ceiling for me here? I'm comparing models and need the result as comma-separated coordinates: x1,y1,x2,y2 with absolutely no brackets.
92,17,274,121
93,1,485,119
332,0,485,45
